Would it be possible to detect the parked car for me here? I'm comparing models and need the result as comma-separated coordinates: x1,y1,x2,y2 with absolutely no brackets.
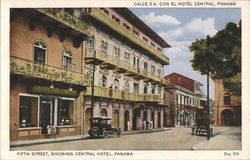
88,117,121,138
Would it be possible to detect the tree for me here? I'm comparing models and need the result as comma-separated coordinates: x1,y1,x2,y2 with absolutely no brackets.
189,21,241,96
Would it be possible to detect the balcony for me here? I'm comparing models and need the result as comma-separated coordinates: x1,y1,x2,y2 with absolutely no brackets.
85,86,163,103
10,57,92,86
36,8,90,36
83,8,169,65
85,49,165,83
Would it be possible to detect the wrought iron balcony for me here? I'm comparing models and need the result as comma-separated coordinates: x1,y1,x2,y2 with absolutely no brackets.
36,8,90,36
83,8,169,65
85,86,163,103
85,49,165,83
10,56,92,86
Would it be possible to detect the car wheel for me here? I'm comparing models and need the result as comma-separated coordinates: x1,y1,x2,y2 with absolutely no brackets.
103,129,108,139
90,127,99,138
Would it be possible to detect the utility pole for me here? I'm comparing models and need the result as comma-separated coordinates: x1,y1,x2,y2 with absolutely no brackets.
206,35,211,140
91,50,96,117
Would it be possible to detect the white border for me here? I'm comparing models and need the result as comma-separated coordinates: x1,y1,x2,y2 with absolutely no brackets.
1,0,250,160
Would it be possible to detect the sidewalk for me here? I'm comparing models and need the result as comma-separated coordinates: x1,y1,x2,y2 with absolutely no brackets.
192,126,241,150
10,128,171,148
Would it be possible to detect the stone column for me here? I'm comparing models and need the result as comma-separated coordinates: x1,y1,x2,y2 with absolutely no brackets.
129,105,133,131
154,108,158,129
119,103,124,131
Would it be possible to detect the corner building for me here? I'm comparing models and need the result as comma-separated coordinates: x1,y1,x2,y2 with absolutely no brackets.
10,9,91,141
80,8,171,131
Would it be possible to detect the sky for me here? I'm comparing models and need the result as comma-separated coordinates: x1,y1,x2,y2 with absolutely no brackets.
130,8,241,99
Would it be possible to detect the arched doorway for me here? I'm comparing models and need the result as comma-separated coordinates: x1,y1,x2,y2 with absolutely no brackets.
113,109,119,128
124,110,129,131
221,109,233,126
151,111,155,129
143,111,147,121
85,108,91,132
101,108,107,117
133,108,140,130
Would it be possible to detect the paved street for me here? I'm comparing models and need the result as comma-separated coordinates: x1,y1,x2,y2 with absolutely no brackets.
12,126,241,150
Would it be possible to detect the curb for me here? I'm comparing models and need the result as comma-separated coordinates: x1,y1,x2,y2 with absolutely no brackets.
10,128,172,148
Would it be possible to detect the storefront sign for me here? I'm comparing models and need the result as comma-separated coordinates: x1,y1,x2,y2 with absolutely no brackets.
10,57,92,86
31,86,78,97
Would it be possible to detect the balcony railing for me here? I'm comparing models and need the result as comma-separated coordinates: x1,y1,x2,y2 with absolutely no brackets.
85,86,163,103
10,57,92,86
62,63,76,72
83,8,169,65
85,49,165,83
36,8,90,36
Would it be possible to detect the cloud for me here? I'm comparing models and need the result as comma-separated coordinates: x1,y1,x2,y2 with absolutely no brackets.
159,17,217,42
186,18,217,36
141,12,181,27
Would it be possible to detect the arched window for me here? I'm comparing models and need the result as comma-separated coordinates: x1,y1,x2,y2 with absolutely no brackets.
101,38,108,56
224,93,231,105
101,75,107,87
87,35,95,51
151,85,155,94
63,50,73,70
101,108,107,117
124,81,129,91
113,46,120,60
144,87,148,94
114,78,119,90
34,40,46,64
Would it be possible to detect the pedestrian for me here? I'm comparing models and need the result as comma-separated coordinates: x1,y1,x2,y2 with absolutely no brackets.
190,120,196,135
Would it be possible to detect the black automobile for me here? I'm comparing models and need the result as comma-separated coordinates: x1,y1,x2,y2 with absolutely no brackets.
88,117,121,138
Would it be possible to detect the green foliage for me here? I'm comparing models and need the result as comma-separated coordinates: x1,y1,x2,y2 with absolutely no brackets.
223,73,241,96
189,21,241,95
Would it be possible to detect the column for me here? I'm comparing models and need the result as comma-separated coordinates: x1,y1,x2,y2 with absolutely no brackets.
161,108,164,128
119,103,124,131
154,108,158,129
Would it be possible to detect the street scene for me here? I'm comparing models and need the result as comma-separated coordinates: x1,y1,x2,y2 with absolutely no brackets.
7,6,243,157
11,126,241,150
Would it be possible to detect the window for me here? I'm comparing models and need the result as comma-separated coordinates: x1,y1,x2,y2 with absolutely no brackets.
19,95,38,128
100,8,109,16
101,39,108,56
158,68,161,76
150,42,155,48
124,81,129,91
151,65,155,74
114,78,119,90
34,40,46,64
132,30,140,36
144,87,148,94
123,23,130,30
157,47,162,52
134,83,139,93
113,46,120,60
224,94,231,105
63,50,74,70
112,15,120,23
58,99,74,125
124,51,130,61
133,57,136,66
144,62,148,72
101,75,107,87
151,86,155,94
143,37,148,42
87,35,94,51
101,108,107,117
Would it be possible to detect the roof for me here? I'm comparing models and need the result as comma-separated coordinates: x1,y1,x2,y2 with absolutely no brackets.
112,8,171,48
165,72,203,86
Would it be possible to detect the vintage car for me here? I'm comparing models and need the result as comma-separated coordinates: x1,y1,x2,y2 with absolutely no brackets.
88,117,121,138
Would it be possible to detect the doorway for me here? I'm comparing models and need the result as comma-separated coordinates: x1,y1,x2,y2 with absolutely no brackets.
124,110,129,131
40,97,53,134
